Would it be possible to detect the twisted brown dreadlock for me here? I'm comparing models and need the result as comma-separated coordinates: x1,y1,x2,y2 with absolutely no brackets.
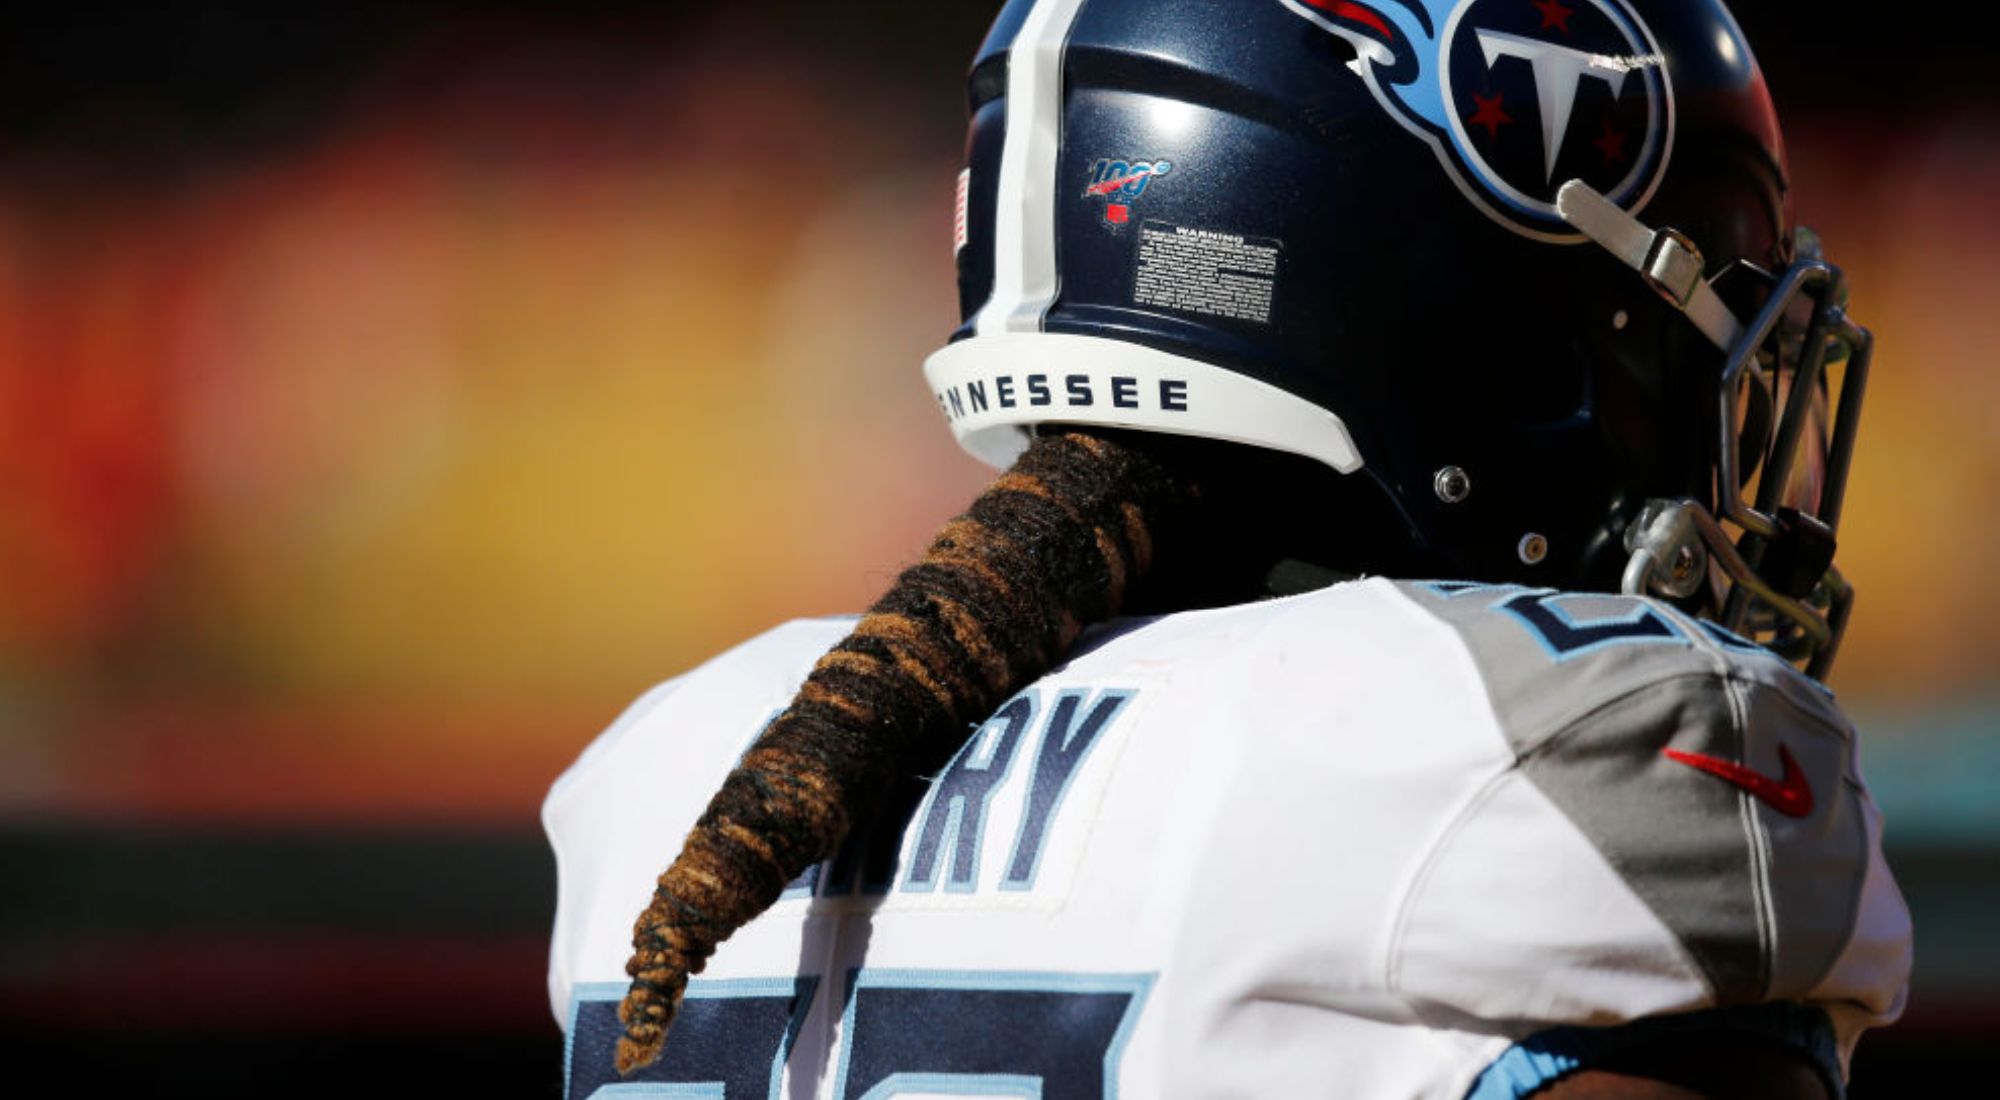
615,427,1220,1074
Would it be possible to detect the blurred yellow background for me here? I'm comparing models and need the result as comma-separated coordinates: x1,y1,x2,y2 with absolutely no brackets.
0,14,999,822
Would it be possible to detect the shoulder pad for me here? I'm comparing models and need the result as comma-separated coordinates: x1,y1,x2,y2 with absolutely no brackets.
1392,580,1839,744
1389,582,1902,1021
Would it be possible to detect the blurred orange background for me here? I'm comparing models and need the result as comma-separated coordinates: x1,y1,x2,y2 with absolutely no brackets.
0,7,997,825
0,2,1993,1093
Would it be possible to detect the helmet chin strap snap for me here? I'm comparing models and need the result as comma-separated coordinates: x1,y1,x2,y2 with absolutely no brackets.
1621,497,1840,665
1555,180,1745,351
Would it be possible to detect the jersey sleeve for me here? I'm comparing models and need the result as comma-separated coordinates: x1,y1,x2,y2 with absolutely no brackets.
540,616,855,1027
1387,583,1912,1088
542,675,689,1026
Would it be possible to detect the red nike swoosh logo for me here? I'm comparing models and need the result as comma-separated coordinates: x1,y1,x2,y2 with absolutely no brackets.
1662,743,1816,818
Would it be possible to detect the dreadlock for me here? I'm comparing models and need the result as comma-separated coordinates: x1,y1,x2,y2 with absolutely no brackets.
614,427,1209,1074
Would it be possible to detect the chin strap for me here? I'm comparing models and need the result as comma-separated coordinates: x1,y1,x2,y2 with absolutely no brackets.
1556,180,1745,351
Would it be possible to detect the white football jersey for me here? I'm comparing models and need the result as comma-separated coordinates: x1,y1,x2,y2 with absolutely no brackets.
545,579,1911,1100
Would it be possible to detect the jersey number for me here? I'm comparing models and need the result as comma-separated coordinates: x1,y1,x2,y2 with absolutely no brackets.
1426,582,1689,660
566,971,1152,1100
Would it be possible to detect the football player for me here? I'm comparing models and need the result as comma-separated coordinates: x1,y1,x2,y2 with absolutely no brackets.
545,1,1912,1096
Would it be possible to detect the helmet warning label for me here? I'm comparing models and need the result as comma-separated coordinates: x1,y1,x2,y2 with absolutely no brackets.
1132,221,1280,325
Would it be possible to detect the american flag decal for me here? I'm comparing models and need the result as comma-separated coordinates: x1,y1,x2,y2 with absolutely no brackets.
954,167,970,253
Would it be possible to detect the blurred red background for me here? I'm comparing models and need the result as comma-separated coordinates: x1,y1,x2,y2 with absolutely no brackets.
1,2,1993,1094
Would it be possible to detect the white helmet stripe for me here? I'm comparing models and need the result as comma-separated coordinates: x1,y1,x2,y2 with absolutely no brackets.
974,0,1090,337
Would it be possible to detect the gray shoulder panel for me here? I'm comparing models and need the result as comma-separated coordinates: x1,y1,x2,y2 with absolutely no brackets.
1396,581,1868,1005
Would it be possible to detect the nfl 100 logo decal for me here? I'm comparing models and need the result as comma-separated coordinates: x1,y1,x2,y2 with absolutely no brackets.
1282,0,1674,241
1082,157,1174,226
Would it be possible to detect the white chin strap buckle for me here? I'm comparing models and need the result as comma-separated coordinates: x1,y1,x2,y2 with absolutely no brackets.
1556,180,1745,351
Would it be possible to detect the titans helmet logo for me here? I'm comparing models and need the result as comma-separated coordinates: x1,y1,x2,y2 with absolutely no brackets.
1282,0,1674,241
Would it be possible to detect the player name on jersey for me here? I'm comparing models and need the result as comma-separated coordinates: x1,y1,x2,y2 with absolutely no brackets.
778,685,1140,908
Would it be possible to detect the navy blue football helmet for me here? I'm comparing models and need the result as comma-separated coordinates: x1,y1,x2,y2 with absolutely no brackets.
926,0,1869,678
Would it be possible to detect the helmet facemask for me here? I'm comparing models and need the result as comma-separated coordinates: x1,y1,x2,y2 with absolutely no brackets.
1600,199,1870,679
